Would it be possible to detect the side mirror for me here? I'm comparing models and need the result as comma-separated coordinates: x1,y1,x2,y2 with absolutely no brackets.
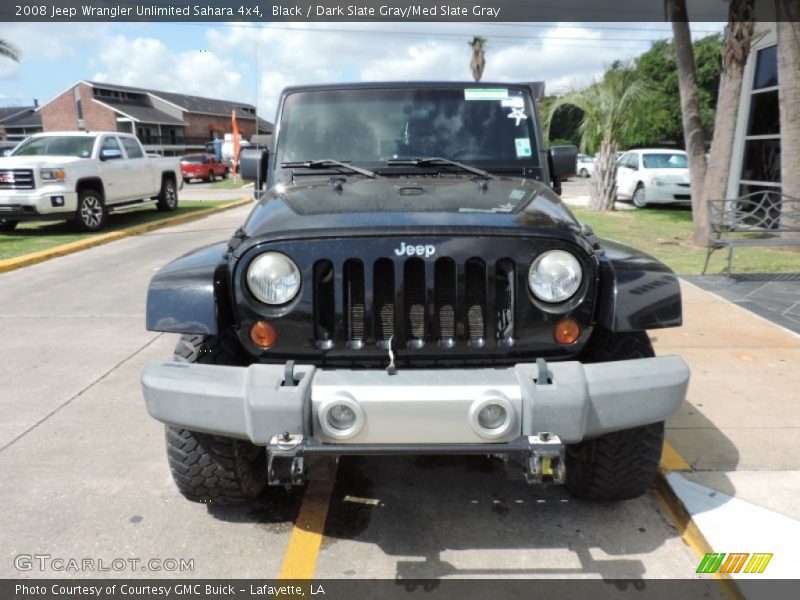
549,145,578,179
99,148,123,161
239,147,269,187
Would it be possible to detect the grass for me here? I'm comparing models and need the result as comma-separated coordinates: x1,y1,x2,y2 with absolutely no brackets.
0,200,233,260
209,177,252,190
572,205,800,275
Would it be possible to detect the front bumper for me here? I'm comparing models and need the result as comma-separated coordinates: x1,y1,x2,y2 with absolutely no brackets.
647,184,692,203
141,356,689,447
0,188,78,218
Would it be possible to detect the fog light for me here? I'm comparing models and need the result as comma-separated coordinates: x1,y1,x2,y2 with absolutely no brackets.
554,317,581,345
327,404,356,431
250,321,277,348
478,403,507,430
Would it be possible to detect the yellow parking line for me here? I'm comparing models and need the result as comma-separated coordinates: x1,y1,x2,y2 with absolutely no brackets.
278,467,338,580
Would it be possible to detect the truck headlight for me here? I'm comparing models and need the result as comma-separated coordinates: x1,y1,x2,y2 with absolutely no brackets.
246,252,301,305
528,250,582,303
40,168,66,182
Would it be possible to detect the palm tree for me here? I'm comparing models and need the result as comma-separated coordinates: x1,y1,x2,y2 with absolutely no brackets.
468,36,487,82
698,0,755,246
0,39,21,62
776,0,800,215
668,0,709,241
544,69,647,211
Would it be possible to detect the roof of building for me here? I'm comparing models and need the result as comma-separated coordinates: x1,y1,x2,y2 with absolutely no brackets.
0,106,42,129
83,80,265,122
0,106,37,123
93,100,186,126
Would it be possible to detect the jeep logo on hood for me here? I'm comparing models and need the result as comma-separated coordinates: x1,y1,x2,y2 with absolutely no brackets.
394,242,436,258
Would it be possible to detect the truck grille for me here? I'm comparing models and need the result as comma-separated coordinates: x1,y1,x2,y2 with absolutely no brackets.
0,169,35,190
314,255,516,349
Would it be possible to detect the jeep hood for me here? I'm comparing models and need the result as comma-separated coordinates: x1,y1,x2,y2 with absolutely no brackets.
241,176,583,243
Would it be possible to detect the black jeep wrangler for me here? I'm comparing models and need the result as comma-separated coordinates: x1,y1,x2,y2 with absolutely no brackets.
141,82,689,505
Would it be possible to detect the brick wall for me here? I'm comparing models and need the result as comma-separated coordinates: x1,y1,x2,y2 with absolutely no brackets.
40,83,117,132
183,112,257,141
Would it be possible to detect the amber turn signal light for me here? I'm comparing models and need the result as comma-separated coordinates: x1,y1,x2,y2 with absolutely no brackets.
250,321,277,348
554,317,581,345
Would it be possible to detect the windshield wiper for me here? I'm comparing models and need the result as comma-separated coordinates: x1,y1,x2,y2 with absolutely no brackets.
386,157,494,180
281,159,377,179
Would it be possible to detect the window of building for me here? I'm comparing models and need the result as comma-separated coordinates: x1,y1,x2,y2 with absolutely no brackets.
739,44,781,196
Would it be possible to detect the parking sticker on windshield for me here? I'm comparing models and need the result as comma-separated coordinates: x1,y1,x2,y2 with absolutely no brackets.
464,88,509,101
508,189,526,201
515,138,532,158
502,97,525,108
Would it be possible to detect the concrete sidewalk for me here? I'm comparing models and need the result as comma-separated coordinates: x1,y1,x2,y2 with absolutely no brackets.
655,280,800,582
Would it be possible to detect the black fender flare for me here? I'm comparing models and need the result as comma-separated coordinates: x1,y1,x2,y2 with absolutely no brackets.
595,238,682,332
145,242,234,335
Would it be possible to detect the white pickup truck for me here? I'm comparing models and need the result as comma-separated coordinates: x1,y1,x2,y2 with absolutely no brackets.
0,132,182,232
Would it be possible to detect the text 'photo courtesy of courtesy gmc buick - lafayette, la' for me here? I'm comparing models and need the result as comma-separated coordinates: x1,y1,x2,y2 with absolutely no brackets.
0,132,181,232
140,82,690,506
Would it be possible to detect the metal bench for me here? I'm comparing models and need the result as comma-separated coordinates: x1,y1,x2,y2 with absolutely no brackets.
703,191,800,275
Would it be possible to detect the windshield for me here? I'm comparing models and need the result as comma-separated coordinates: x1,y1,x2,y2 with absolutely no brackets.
277,87,539,169
642,153,688,169
12,136,95,158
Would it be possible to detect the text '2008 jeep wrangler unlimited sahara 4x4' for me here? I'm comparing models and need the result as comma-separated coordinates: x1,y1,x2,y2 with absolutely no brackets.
141,82,689,505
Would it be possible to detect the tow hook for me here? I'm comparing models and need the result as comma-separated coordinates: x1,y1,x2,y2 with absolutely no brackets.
526,433,566,485
267,433,305,488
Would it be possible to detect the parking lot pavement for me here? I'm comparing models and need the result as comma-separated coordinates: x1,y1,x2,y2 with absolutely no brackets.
0,207,711,581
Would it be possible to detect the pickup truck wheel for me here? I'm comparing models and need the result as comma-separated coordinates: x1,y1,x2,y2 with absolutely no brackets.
165,333,267,505
206,170,215,183
564,328,665,501
156,178,178,212
0,219,18,232
75,190,106,232
222,168,230,179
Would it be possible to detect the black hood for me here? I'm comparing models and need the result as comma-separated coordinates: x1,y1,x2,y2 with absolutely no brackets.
240,175,583,245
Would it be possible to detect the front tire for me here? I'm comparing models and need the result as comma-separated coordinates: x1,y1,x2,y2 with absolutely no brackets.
632,184,648,208
166,333,267,505
74,190,106,232
156,177,178,212
579,168,589,178
564,328,665,501
0,219,18,232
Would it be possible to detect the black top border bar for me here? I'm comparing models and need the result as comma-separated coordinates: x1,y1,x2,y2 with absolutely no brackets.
3,0,781,23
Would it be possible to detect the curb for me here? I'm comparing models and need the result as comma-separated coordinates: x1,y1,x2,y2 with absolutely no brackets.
656,442,745,600
0,199,250,274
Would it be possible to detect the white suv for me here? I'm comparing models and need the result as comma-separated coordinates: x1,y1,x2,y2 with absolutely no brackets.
616,149,691,208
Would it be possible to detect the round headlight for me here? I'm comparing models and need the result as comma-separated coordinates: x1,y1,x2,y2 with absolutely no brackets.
246,252,301,305
529,250,582,303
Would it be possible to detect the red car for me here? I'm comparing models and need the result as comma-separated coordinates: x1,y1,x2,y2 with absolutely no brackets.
180,153,229,183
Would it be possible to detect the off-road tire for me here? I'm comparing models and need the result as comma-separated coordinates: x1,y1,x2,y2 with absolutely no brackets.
156,176,178,212
165,333,266,505
74,189,106,232
564,328,665,501
0,219,18,232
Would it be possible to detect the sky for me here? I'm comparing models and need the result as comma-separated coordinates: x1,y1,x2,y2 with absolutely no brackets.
0,21,724,121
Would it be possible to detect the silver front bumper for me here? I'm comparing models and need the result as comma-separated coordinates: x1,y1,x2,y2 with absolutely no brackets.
140,356,689,446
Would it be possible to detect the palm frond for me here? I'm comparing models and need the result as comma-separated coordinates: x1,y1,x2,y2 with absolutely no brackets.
0,39,21,62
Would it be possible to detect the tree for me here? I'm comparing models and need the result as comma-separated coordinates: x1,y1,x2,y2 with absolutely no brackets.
544,69,648,211
668,0,708,243
699,0,755,247
633,35,723,146
468,36,487,82
776,0,800,212
0,39,21,62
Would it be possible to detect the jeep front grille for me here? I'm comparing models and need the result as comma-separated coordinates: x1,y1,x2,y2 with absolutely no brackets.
316,256,516,349
0,169,35,190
